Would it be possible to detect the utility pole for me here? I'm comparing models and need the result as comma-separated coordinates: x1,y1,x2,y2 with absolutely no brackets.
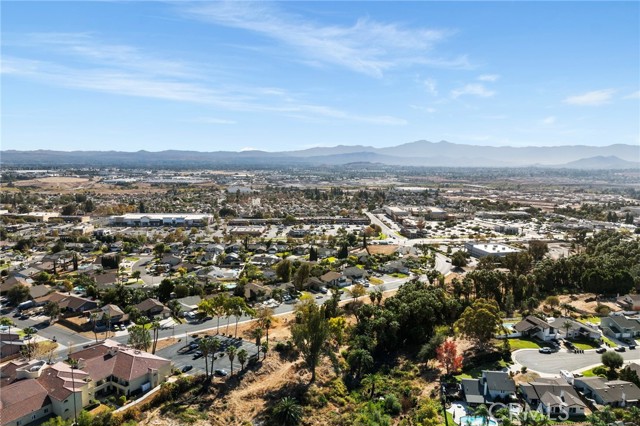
440,378,450,426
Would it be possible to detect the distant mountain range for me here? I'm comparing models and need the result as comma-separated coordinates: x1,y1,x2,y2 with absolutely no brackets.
2,140,639,169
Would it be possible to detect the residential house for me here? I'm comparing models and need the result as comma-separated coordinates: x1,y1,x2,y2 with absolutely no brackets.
618,294,640,311
514,316,558,341
382,260,410,275
175,295,201,314
574,377,640,407
244,282,272,301
520,377,586,417
1,340,173,426
0,332,26,360
100,304,126,324
0,276,31,295
550,317,602,340
29,284,51,300
134,298,170,319
221,253,242,267
57,294,98,313
343,266,368,281
461,370,517,405
250,254,280,267
601,316,640,340
320,271,343,287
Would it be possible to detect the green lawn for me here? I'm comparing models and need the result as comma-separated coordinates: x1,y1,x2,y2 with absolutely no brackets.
391,273,409,278
506,338,551,350
602,336,618,348
569,339,600,350
124,256,140,262
455,359,510,380
579,316,600,325
445,411,455,426
581,365,605,377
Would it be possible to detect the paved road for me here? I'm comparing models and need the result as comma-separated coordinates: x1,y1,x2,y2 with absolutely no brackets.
514,348,640,374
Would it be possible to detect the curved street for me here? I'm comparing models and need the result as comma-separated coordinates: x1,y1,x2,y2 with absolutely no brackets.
513,348,640,374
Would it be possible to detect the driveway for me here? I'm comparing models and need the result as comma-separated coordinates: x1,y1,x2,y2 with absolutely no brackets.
513,348,640,374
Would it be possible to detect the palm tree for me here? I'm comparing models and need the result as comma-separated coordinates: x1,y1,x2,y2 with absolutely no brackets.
250,327,264,356
562,320,573,339
90,312,100,342
226,345,237,374
361,373,383,399
198,337,211,379
261,341,268,360
151,320,161,354
208,337,221,378
237,348,248,370
473,404,491,426
22,326,38,360
271,397,303,426
0,317,15,338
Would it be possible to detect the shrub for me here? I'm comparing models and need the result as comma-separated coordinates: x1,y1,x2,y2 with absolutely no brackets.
384,394,402,415
593,366,608,377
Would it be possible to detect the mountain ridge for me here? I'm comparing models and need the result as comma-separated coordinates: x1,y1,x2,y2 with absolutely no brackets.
2,140,638,169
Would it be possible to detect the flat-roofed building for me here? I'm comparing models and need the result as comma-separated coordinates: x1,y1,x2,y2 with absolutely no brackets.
465,242,521,258
109,213,212,227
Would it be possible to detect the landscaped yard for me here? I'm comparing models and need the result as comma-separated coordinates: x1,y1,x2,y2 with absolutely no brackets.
505,338,552,350
580,365,605,377
569,338,600,350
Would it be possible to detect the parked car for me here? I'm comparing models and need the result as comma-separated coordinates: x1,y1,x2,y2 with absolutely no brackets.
181,365,193,373
596,347,607,354
192,351,203,359
214,369,228,377
539,347,552,354
614,346,626,352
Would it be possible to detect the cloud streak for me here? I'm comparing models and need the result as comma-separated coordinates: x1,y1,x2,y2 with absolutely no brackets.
564,89,615,106
451,83,495,99
182,1,469,77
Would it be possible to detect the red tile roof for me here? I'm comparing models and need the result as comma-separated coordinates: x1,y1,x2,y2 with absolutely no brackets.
0,378,50,424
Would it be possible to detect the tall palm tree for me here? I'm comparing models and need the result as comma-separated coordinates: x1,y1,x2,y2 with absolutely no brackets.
361,373,382,399
151,320,161,354
562,320,573,339
198,337,211,379
102,312,112,338
22,326,38,360
226,345,237,374
90,312,100,342
208,337,221,378
0,317,15,338
237,348,248,370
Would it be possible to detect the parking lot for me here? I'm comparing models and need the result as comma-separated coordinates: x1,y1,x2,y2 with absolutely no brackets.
157,335,259,376
513,348,640,374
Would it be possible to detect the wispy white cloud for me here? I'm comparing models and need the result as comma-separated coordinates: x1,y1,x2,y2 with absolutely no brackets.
422,78,438,96
451,83,495,99
181,1,469,78
410,104,437,113
623,90,640,99
541,116,556,125
564,89,615,106
3,53,406,126
478,74,500,82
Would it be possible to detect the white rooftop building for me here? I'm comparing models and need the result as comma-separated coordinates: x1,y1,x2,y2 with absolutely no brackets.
109,213,213,227
465,241,521,258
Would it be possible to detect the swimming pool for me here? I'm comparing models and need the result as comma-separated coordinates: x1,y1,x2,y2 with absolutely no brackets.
459,416,499,426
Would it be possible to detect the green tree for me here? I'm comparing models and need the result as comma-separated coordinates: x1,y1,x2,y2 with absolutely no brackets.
227,345,237,374
7,284,30,305
0,317,15,337
22,326,38,359
276,259,292,282
346,348,374,379
292,262,311,290
619,365,640,387
151,320,161,354
601,351,624,378
43,301,60,323
238,348,248,370
291,301,332,383
454,298,502,349
270,397,303,426
128,324,151,351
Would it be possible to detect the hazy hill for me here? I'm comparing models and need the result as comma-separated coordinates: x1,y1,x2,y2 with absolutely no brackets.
2,141,638,169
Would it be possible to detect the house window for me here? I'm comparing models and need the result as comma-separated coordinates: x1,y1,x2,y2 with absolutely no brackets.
32,414,37,419
44,409,49,413
570,408,576,414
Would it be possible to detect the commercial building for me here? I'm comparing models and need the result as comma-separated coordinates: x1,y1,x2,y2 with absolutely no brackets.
465,242,521,258
109,213,213,227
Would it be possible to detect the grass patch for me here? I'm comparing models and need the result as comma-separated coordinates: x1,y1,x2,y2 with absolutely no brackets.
124,256,140,262
369,277,384,285
455,359,509,380
390,273,409,278
581,365,604,377
506,338,552,350
579,316,600,324
602,336,617,348
446,410,455,426
569,339,600,350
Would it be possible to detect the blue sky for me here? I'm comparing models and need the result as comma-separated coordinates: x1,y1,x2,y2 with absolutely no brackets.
2,1,639,152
